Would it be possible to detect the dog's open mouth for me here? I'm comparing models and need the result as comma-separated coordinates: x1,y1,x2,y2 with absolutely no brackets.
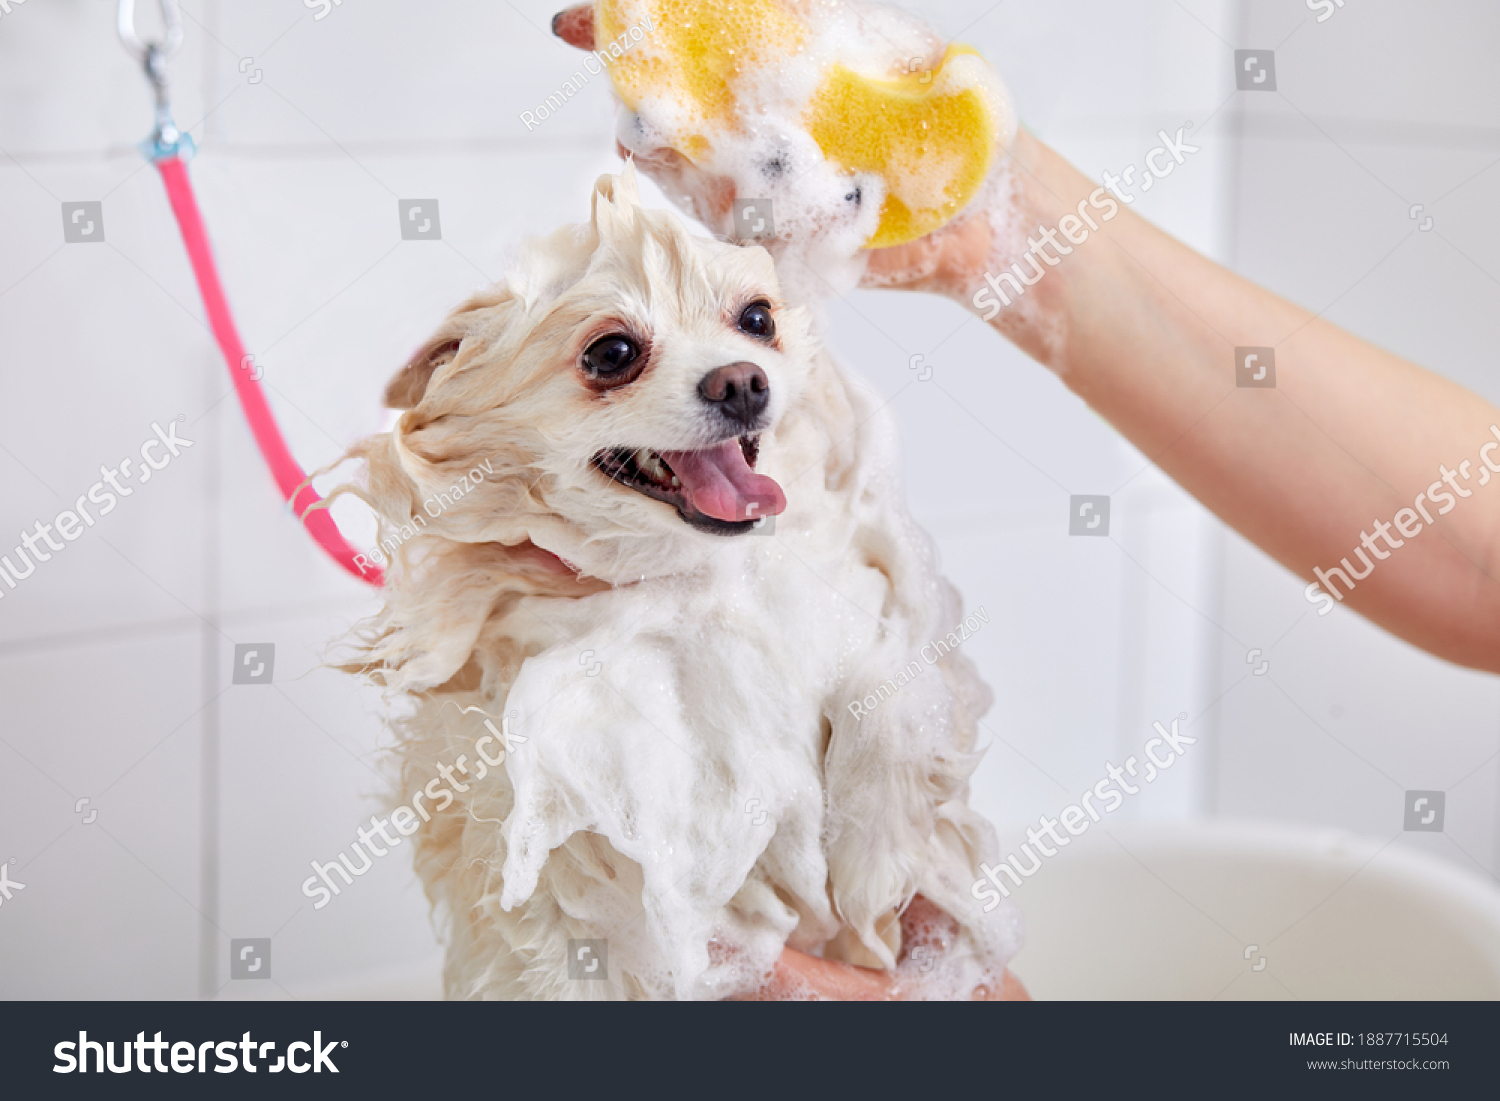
592,436,787,535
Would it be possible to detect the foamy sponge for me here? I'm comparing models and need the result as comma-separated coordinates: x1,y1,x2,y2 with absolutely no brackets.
594,0,1006,248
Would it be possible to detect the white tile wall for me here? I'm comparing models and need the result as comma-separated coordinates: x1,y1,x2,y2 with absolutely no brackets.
1,0,1495,998
1208,0,1500,881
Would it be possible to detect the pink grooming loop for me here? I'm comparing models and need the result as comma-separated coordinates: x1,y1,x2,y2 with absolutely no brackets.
154,155,383,587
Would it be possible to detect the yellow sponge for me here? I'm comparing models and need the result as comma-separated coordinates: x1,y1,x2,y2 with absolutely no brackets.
594,0,1003,248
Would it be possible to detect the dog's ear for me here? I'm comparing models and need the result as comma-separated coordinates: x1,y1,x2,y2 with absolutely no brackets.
384,337,462,410
385,286,516,408
590,161,643,242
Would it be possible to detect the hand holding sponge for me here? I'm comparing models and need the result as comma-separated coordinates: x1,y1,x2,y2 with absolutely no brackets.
589,0,1015,249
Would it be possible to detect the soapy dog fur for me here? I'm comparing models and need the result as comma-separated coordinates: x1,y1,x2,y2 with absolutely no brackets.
335,165,1018,999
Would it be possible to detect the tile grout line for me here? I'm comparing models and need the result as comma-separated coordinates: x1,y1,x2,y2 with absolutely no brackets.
1204,0,1247,817
0,131,620,167
1111,513,1150,766
198,0,223,1003
1218,2,1311,810
1198,518,1229,817
1493,699,1500,877
0,595,371,659
198,361,222,1000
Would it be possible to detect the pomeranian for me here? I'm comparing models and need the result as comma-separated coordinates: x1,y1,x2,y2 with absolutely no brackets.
336,165,1015,999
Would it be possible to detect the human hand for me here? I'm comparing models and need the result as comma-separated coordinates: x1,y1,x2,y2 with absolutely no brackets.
553,4,744,234
735,895,1030,1001
552,2,1036,304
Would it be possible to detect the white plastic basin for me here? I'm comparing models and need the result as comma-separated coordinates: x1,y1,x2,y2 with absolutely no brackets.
1002,820,1500,999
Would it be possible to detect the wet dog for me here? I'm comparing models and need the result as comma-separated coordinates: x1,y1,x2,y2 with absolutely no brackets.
337,165,1012,999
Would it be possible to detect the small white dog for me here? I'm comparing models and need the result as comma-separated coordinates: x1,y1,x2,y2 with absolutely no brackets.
338,165,1016,999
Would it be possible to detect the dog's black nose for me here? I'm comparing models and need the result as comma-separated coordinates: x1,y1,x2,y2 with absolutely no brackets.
698,362,769,427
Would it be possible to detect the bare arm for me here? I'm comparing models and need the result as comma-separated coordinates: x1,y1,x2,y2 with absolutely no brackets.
869,129,1500,673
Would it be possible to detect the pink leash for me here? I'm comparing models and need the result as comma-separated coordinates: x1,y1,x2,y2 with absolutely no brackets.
154,157,382,587
123,3,379,586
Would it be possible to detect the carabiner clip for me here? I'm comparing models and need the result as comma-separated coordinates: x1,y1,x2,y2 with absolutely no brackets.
117,0,184,61
118,0,194,161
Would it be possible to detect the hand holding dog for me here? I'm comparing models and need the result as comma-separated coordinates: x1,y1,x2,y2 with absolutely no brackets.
742,897,1030,1001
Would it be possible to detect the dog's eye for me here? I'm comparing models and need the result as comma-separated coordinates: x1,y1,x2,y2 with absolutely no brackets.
582,335,640,378
737,301,775,340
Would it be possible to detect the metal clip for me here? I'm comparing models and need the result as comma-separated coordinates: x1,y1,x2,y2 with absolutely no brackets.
118,0,195,161
117,0,183,60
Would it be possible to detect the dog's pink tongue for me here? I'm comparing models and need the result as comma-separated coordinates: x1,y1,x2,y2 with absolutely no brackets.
660,440,786,523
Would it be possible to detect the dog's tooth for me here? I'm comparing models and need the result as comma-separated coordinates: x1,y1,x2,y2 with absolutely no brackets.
636,449,671,481
671,476,680,487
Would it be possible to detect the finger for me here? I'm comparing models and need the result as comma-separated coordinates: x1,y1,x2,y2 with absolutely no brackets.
860,237,941,290
552,4,596,50
860,207,992,293
997,970,1032,1001
970,969,1032,1001
749,947,893,1001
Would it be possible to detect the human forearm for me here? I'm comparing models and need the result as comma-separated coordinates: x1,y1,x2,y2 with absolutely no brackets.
954,131,1500,670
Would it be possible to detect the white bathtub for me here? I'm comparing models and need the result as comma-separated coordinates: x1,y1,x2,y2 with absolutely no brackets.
1002,820,1500,999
